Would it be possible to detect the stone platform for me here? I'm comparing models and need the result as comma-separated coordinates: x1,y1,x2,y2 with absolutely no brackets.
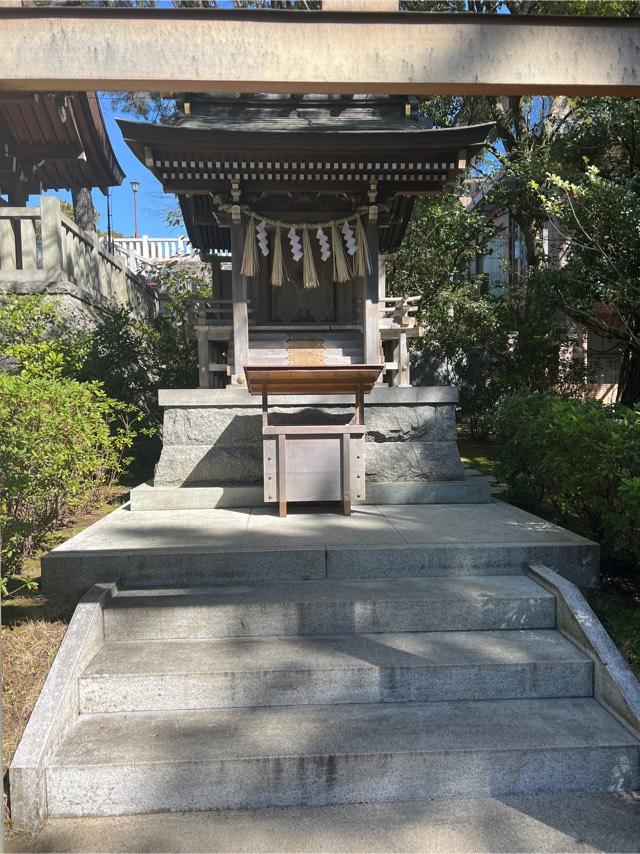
141,386,494,509
41,500,599,599
130,476,493,510
9,793,640,853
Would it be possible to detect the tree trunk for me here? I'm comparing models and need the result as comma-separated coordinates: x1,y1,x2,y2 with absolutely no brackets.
617,345,640,406
516,213,545,272
71,187,97,232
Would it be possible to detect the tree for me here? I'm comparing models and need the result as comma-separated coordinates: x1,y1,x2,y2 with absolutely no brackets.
71,188,98,232
537,166,640,404
387,189,579,435
402,1,640,16
569,97,640,184
109,92,175,122
417,2,639,269
411,4,640,403
420,92,582,270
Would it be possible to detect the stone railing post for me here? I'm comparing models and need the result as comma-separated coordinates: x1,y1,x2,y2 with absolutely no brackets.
41,197,66,274
89,232,104,298
20,217,38,271
0,211,17,271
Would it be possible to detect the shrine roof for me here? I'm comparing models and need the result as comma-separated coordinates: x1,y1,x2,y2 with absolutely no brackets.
118,94,493,255
119,114,494,153
0,91,124,197
119,92,493,156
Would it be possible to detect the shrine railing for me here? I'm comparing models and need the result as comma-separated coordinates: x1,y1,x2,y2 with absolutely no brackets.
189,297,254,328
379,295,421,329
0,197,155,320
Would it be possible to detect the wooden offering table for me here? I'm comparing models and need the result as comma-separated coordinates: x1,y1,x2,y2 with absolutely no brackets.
244,365,383,517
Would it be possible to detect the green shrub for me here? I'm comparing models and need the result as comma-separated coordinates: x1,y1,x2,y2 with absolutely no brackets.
0,294,86,378
0,374,140,583
76,265,206,472
493,392,640,565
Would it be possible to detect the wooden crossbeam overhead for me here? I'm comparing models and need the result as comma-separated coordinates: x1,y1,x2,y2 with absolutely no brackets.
0,7,639,95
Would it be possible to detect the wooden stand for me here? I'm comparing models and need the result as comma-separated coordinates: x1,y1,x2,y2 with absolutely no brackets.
245,366,382,517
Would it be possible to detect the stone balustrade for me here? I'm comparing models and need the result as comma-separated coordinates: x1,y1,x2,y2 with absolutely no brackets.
110,235,198,273
0,197,155,322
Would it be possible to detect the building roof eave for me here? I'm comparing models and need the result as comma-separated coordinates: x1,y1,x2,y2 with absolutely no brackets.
117,117,495,156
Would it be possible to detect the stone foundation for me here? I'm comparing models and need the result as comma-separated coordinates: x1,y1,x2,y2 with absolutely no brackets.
154,386,467,488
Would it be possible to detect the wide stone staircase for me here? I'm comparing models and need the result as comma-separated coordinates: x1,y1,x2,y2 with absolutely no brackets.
42,571,639,818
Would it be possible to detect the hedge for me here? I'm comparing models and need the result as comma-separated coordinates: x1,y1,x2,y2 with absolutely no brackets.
0,374,138,581
493,392,640,566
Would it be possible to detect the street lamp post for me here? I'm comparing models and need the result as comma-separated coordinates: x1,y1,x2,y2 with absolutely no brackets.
130,180,140,238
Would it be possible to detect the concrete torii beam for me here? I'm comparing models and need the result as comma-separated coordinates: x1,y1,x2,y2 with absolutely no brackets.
0,6,639,96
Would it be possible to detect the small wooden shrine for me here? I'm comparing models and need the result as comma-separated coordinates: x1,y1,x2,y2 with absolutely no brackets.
120,95,492,389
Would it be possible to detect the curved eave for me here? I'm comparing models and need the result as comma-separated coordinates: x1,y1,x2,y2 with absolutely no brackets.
77,93,125,189
119,115,490,255
118,117,494,156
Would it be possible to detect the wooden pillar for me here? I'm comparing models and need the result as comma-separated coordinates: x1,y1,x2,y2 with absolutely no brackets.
378,254,387,299
277,433,287,518
197,332,210,389
211,254,222,298
341,433,351,516
364,204,381,366
231,207,249,384
354,386,364,425
395,330,410,387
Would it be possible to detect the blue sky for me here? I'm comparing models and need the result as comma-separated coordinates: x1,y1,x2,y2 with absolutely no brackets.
28,94,184,239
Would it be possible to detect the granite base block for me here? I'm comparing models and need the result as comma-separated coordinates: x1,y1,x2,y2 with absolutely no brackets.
130,478,492,511
154,387,467,489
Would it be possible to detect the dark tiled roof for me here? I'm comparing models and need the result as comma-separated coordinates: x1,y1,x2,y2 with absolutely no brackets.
0,92,124,195
169,114,434,135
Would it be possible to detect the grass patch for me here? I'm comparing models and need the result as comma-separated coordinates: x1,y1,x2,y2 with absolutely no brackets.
2,620,68,775
457,435,499,479
586,574,640,679
4,484,129,626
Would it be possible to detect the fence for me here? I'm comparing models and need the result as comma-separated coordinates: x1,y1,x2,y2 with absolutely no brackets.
108,235,198,274
0,197,154,320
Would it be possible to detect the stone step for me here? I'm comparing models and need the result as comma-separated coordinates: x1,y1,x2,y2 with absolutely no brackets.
103,576,556,641
249,334,362,344
79,629,592,713
248,343,363,351
46,698,639,816
247,355,362,365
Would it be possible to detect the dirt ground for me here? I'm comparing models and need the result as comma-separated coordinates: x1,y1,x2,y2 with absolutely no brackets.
2,486,131,833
